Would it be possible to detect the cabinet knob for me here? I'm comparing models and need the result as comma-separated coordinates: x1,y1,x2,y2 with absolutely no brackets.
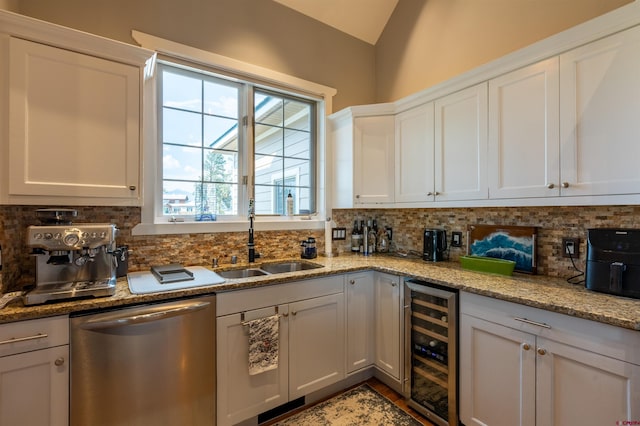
546,183,555,189
522,343,531,351
537,348,547,356
427,192,434,196
282,313,289,317
54,357,65,366
561,182,570,188
291,311,297,316
355,194,360,199
349,279,355,285
129,185,136,191
434,191,440,196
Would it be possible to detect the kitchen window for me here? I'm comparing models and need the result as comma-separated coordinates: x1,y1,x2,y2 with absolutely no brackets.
131,31,335,235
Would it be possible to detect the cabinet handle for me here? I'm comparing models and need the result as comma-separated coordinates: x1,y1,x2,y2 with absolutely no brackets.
129,185,136,191
546,183,555,189
514,317,551,329
350,279,355,285
391,282,397,287
562,182,570,188
427,191,434,196
0,333,48,346
282,313,289,317
537,348,547,356
291,311,297,316
434,191,440,196
54,357,65,366
522,343,531,351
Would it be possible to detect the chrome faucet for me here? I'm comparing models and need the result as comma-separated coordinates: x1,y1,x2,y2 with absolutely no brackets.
248,199,256,263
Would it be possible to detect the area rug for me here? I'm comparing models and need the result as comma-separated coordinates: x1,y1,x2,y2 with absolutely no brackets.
274,384,423,425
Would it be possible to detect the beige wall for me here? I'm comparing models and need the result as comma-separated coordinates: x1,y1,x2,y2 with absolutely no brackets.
12,0,375,112
0,0,18,11
375,0,633,103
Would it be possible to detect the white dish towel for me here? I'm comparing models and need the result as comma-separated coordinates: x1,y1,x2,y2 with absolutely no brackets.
247,314,279,375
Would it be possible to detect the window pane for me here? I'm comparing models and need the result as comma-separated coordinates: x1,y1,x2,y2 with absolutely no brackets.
204,81,238,118
163,71,202,113
163,109,202,146
195,182,237,215
284,129,310,159
204,115,239,149
255,154,283,186
296,187,311,213
255,124,283,156
256,96,283,127
163,145,202,180
163,181,196,215
285,157,311,187
203,149,237,183
285,100,311,131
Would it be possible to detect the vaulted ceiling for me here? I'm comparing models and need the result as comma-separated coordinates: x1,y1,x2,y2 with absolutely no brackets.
272,0,399,45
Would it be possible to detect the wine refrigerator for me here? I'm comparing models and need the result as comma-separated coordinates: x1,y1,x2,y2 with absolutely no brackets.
404,279,458,426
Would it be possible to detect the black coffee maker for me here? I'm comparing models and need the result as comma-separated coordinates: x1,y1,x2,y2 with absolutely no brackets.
585,228,640,299
423,229,447,262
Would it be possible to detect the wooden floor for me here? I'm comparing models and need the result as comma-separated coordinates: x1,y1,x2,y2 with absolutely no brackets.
264,377,435,425
365,377,435,426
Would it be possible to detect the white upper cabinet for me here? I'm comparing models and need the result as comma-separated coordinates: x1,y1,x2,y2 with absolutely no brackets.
0,10,154,206
330,105,395,208
395,103,435,203
559,25,640,197
488,58,560,199
434,83,488,202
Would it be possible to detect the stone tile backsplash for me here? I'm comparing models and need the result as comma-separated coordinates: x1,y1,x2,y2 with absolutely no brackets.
1,204,639,292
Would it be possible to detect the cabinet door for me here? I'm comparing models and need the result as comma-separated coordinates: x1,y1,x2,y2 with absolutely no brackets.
459,314,536,426
289,293,345,399
434,83,488,201
489,58,560,199
353,116,395,204
216,305,289,426
8,37,140,203
0,345,69,426
374,272,402,380
346,272,374,373
560,25,640,196
536,337,640,426
395,104,435,203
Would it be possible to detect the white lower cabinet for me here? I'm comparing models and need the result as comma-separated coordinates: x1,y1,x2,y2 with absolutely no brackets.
374,272,402,382
216,276,345,426
0,316,69,426
460,292,640,426
346,271,375,373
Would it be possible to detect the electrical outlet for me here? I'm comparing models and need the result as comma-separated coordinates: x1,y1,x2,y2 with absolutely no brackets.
562,238,580,258
451,231,463,247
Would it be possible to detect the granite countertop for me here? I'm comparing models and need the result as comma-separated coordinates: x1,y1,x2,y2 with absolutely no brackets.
2,254,640,331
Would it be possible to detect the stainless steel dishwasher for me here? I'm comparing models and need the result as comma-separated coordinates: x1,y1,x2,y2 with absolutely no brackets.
70,294,216,426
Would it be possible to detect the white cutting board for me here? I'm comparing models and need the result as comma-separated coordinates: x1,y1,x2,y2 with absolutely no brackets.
128,266,225,294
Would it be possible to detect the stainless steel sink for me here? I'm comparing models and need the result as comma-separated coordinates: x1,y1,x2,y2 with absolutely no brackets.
217,268,269,279
260,261,323,274
216,261,323,278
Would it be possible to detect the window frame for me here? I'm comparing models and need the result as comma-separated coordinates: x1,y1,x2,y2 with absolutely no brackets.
131,31,336,236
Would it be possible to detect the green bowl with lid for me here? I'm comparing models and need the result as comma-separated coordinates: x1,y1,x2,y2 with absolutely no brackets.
459,255,516,276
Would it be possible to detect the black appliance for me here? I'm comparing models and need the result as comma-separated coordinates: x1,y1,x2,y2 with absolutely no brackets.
585,228,640,299
404,279,458,426
424,229,447,262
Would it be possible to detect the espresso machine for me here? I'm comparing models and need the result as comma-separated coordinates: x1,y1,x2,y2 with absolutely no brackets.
24,210,118,305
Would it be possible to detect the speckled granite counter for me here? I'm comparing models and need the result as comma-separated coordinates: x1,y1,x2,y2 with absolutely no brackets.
2,255,640,331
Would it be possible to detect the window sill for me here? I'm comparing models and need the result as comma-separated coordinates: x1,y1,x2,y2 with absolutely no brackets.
132,217,325,236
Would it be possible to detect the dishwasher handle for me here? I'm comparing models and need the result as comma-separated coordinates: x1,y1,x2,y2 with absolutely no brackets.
79,300,211,330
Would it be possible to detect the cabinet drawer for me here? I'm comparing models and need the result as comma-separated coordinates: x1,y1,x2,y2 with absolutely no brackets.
217,275,344,316
0,316,69,357
460,292,640,365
